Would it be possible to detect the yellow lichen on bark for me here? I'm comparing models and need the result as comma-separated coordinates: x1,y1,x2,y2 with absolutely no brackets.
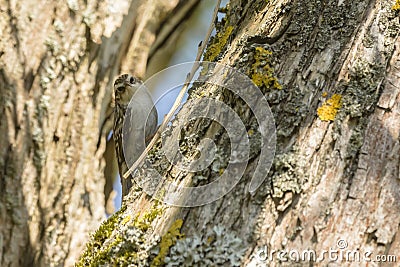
317,94,342,121
250,47,282,90
392,0,400,11
203,26,234,62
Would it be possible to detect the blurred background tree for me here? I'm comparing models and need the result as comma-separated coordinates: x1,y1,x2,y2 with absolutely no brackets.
0,0,204,265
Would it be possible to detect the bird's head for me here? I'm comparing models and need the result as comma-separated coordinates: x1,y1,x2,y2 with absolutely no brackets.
114,74,143,106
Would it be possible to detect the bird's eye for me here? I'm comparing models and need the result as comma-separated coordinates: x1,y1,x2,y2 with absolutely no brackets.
129,77,135,84
116,86,124,92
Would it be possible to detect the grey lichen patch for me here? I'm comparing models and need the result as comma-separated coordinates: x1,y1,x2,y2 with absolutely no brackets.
44,38,61,55
192,174,208,184
333,3,399,173
267,0,368,70
44,22,88,74
39,75,51,89
210,147,229,173
53,19,65,35
178,118,214,160
382,2,400,40
146,145,170,176
165,225,246,266
346,118,367,160
83,11,96,27
32,126,45,173
315,1,368,51
37,94,50,118
292,0,319,42
340,59,385,119
67,0,79,12
270,148,306,198
273,86,309,139
31,89,51,174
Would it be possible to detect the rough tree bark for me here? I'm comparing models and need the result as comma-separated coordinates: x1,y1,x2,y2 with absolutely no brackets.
0,0,200,266
75,0,400,266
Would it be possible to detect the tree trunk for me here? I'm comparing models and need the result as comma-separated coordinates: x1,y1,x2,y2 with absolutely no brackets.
75,0,400,266
0,0,200,266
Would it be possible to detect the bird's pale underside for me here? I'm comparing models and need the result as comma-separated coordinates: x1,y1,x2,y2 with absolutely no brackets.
113,74,158,198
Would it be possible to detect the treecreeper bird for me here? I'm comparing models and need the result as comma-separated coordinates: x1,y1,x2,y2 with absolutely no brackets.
113,74,158,198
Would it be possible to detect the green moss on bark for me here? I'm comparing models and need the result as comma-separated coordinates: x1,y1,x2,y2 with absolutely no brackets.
151,219,184,267
76,205,127,266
